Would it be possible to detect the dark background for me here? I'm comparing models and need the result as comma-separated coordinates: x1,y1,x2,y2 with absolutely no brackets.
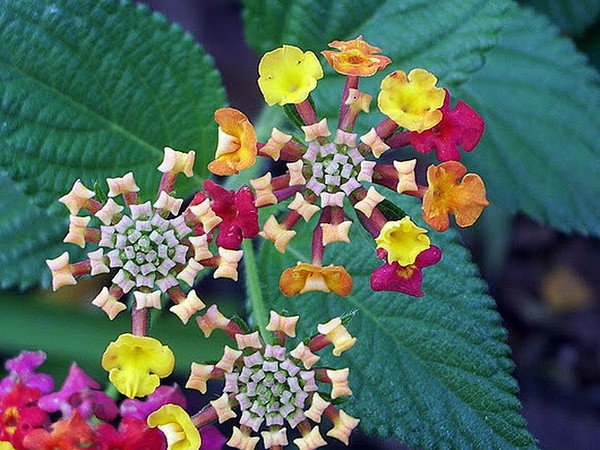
136,1,600,448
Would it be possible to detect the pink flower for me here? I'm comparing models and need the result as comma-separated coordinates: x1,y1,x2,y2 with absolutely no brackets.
94,417,167,450
37,363,118,422
203,180,259,249
409,90,484,161
120,384,186,420
0,351,54,396
371,246,442,296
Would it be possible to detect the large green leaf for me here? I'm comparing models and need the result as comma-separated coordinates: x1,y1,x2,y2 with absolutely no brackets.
252,197,535,449
244,0,509,84
458,4,600,236
519,0,600,36
0,0,226,288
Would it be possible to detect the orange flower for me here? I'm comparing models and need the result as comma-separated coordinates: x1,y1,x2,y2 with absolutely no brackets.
422,161,489,231
321,35,391,77
208,108,257,176
279,263,352,297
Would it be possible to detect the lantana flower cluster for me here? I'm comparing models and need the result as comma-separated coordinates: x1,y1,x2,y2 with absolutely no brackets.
0,350,225,450
208,36,489,298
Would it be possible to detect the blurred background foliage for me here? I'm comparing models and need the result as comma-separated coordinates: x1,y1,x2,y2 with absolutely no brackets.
1,0,599,448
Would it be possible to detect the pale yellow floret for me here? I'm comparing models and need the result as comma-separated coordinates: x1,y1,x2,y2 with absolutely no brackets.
288,192,320,222
304,392,331,423
91,287,126,320
59,179,95,215
215,345,244,372
261,128,292,161
189,198,222,233
265,310,299,338
250,173,278,207
259,215,296,253
320,221,352,246
176,258,205,287
210,392,237,423
157,147,195,177
327,410,361,445
261,428,288,448
214,248,244,281
227,426,260,450
95,198,123,225
46,251,77,291
360,127,390,158
133,290,162,310
319,192,345,208
293,426,327,450
188,235,213,262
169,290,206,324
186,362,214,394
354,186,385,218
345,88,371,113
318,317,357,356
287,160,306,186
334,129,357,146
196,305,230,338
107,172,140,197
394,159,418,193
64,215,91,248
301,118,330,141
235,331,263,350
88,249,110,276
290,342,321,369
327,368,352,399
154,191,183,215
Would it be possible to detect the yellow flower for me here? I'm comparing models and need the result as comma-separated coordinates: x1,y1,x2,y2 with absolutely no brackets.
101,333,175,399
321,35,391,77
258,45,323,106
0,442,16,450
378,69,446,132
375,217,430,266
147,404,200,450
208,108,257,176
422,161,489,231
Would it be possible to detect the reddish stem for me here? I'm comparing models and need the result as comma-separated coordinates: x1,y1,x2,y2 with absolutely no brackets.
375,117,398,140
295,99,318,125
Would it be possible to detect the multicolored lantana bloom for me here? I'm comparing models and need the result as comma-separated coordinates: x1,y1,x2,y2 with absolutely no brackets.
208,36,489,298
46,147,259,330
182,308,360,449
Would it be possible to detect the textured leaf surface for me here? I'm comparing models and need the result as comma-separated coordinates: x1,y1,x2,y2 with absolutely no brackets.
519,0,600,35
458,4,600,235
0,0,225,288
244,0,509,84
254,197,535,449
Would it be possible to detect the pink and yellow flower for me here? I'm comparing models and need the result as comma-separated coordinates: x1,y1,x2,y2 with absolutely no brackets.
321,35,391,76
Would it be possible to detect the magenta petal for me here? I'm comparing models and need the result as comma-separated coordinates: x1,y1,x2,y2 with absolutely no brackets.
415,245,442,267
215,221,244,249
234,185,259,238
409,90,484,161
0,350,54,395
200,426,227,450
120,384,186,420
370,261,425,297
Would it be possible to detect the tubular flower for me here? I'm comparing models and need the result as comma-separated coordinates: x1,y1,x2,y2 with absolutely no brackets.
0,382,47,448
422,161,489,232
378,69,446,132
147,404,200,450
185,311,359,449
321,35,391,76
279,263,353,297
222,40,486,296
208,108,257,176
48,147,255,325
409,89,485,161
371,245,442,296
258,45,323,106
0,351,53,396
22,411,93,450
101,334,175,399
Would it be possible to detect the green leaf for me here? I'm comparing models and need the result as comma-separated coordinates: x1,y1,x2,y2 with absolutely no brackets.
253,196,535,448
519,0,600,36
244,0,510,84
457,4,600,236
0,0,226,288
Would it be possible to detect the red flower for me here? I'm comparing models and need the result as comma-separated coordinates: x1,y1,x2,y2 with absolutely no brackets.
203,180,259,249
409,89,484,161
371,246,442,296
95,417,166,450
22,411,93,450
0,382,47,448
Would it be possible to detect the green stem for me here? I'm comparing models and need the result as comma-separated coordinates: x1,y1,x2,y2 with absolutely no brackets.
242,239,269,339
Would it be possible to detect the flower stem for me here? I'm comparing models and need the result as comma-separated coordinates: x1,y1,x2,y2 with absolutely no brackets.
242,239,269,339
